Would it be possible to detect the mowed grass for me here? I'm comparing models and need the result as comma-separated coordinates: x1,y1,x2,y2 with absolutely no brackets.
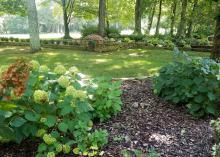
0,46,209,78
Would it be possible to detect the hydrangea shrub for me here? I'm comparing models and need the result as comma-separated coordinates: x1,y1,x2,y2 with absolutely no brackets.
0,60,123,157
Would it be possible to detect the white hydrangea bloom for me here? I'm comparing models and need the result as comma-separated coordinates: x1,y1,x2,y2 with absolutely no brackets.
69,66,79,74
34,90,49,104
54,65,66,74
58,76,70,88
39,65,49,73
65,86,76,96
30,60,40,70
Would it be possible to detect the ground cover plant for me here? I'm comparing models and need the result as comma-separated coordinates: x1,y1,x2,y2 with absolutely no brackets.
154,48,220,117
0,59,122,157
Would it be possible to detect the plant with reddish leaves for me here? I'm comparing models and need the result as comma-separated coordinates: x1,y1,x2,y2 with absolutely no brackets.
0,59,30,99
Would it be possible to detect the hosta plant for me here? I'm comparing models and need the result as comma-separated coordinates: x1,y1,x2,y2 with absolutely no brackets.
154,50,220,117
0,60,111,157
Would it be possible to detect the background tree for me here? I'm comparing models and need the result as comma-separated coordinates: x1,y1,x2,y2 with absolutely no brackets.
147,1,157,33
170,0,177,36
176,0,188,38
134,0,142,34
186,0,198,38
212,0,220,60
98,0,106,36
26,0,41,52
61,0,74,39
155,0,162,36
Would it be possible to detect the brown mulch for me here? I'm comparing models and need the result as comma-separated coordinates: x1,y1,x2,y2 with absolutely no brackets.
97,79,214,157
0,79,214,157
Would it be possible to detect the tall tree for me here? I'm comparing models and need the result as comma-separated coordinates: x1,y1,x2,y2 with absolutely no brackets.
134,0,142,34
155,0,162,36
60,0,74,39
147,1,157,33
176,0,188,38
98,0,106,36
212,0,220,61
186,0,199,38
170,0,177,37
26,0,41,52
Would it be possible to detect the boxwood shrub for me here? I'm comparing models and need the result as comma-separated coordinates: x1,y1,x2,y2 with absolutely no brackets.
154,54,220,117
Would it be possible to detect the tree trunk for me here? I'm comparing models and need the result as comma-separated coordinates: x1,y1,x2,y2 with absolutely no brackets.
62,0,71,39
155,0,162,36
211,2,220,61
26,0,41,53
176,0,188,39
98,0,106,37
148,1,156,33
186,0,198,38
134,0,142,34
170,0,177,37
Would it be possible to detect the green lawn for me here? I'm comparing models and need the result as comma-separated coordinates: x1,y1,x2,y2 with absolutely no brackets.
0,46,209,78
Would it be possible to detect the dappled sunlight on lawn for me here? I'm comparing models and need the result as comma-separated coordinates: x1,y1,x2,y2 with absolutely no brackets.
0,46,210,78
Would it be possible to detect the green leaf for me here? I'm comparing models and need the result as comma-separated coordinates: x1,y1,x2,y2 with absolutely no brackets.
58,122,68,133
0,125,15,140
25,111,40,122
206,105,218,116
44,115,57,127
194,95,204,103
0,110,12,118
10,117,27,128
76,101,94,113
21,123,38,137
208,93,216,101
38,143,47,153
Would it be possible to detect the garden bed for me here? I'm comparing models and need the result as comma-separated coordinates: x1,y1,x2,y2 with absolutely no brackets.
0,79,214,157
0,40,212,53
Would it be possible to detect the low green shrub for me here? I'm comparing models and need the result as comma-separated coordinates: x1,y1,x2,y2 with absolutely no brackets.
106,27,120,37
9,37,14,42
81,25,98,37
14,38,19,42
154,50,220,117
0,60,123,156
90,77,122,122
121,34,145,42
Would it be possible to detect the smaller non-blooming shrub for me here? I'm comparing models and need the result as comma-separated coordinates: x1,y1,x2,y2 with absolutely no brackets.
42,40,49,45
148,37,161,46
90,77,122,121
81,25,98,37
106,27,120,38
20,39,26,42
162,40,175,48
9,37,14,42
3,38,9,42
14,38,19,42
154,50,220,117
121,34,145,42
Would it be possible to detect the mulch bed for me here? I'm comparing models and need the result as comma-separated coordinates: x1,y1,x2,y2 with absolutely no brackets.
0,79,214,157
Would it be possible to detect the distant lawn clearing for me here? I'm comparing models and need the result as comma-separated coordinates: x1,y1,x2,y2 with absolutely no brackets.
0,46,209,78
